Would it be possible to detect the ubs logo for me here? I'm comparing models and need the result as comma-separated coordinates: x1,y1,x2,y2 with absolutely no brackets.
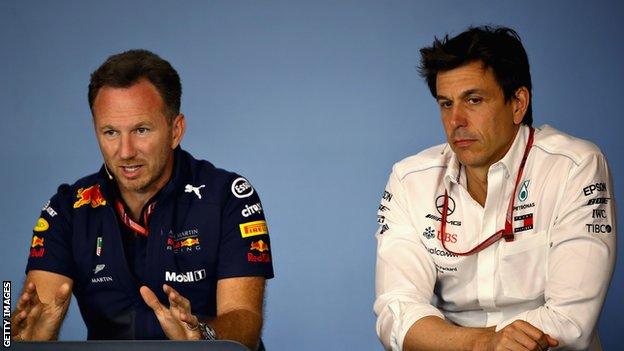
436,195,455,216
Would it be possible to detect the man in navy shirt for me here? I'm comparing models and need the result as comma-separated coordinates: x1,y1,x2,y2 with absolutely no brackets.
11,49,273,350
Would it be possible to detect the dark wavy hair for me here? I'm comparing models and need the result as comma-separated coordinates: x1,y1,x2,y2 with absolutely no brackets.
419,25,533,126
88,49,181,122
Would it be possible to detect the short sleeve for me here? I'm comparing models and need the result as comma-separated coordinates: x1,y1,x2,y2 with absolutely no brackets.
25,184,75,280
217,175,274,280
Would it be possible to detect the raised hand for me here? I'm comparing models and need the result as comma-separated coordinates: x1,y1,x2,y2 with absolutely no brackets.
139,284,203,340
11,282,72,341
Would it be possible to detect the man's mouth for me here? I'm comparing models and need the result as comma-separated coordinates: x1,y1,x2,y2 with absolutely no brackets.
453,139,476,148
119,165,143,178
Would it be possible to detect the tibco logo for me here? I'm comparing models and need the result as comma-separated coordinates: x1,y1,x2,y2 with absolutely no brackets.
165,269,206,283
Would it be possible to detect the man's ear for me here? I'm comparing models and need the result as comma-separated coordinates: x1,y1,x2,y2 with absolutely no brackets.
171,114,186,149
512,87,530,125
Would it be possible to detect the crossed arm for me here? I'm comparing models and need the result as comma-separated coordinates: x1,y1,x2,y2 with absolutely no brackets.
12,270,265,350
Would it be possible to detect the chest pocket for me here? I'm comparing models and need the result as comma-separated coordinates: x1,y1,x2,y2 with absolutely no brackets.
498,231,548,299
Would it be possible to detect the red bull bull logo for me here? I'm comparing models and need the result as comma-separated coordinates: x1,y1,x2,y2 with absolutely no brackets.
73,184,107,209
31,235,44,248
250,240,269,252
166,232,201,253
180,238,200,247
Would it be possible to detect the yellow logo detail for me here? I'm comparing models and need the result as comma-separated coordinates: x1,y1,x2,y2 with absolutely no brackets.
73,184,107,209
31,235,45,248
33,218,49,232
239,220,268,238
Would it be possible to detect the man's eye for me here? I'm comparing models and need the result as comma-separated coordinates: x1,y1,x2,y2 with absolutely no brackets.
136,128,149,134
467,97,482,104
103,130,117,137
439,101,452,109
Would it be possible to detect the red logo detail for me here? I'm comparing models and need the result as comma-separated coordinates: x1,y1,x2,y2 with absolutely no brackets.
30,248,45,258
180,238,200,247
73,184,107,209
437,231,457,243
31,235,45,248
247,252,271,263
250,240,269,252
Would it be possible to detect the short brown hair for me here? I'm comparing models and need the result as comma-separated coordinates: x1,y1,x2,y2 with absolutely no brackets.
88,49,182,122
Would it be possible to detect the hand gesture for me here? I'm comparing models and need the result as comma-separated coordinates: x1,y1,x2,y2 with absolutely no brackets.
11,282,72,341
140,284,203,340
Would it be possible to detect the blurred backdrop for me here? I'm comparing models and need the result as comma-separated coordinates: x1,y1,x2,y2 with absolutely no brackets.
1,1,622,349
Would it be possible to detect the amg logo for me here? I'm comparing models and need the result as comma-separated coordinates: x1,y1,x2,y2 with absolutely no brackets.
165,269,207,283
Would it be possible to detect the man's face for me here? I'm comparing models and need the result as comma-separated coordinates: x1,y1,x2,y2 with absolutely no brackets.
92,79,184,196
436,61,525,171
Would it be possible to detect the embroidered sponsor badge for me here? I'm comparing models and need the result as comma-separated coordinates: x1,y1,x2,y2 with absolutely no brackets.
73,184,107,208
33,218,49,232
239,220,268,238
231,177,254,198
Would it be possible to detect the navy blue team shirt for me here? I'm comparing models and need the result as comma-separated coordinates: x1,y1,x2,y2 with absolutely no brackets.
26,147,274,339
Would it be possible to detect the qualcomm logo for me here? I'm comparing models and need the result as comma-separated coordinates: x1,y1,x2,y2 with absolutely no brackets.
165,269,207,283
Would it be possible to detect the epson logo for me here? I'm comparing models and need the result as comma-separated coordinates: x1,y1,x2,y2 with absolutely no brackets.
165,269,206,283
232,177,254,198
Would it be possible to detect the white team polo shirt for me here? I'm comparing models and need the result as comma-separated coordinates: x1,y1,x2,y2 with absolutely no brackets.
374,124,616,350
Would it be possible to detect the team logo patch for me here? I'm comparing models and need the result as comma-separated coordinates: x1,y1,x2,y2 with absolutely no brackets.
423,227,435,239
518,180,530,202
242,202,263,217
42,200,58,217
250,240,270,252
239,220,268,238
30,235,45,258
165,269,206,283
231,177,254,198
166,228,201,253
33,218,49,232
247,240,271,263
93,264,105,274
184,184,205,199
96,236,103,256
73,184,107,209
31,235,44,248
513,213,534,233
435,195,456,215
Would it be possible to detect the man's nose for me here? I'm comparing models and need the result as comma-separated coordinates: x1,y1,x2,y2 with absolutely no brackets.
119,134,137,160
449,105,468,129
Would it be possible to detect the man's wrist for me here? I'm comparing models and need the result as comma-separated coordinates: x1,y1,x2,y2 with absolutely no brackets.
198,321,217,341
471,329,494,351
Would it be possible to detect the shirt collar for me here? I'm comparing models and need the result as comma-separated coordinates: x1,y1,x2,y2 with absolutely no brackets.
443,124,530,189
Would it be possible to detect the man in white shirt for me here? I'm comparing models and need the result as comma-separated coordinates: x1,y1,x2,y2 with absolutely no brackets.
374,26,616,351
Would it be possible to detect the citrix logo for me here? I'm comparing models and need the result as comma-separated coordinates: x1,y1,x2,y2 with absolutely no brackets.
242,203,263,217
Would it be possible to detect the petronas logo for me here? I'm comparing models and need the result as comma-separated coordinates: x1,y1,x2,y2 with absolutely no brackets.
518,180,530,202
